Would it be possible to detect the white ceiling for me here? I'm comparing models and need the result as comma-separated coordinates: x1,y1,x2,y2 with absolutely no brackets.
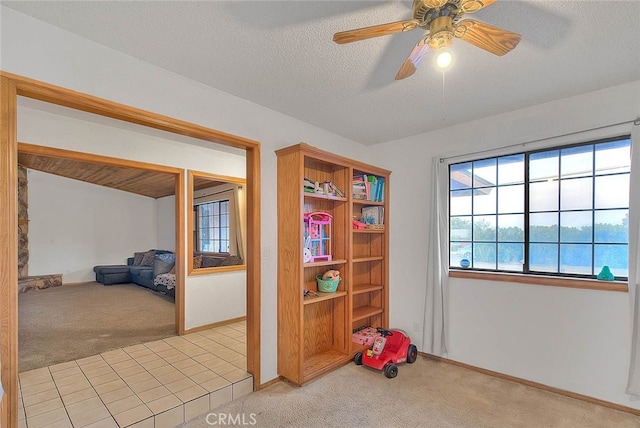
4,1,640,146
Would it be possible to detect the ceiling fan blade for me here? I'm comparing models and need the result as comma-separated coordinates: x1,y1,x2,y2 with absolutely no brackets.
459,0,497,14
395,36,431,80
454,19,522,56
333,19,419,44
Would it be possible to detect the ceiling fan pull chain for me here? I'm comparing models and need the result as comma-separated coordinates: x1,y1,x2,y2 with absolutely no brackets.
441,71,444,120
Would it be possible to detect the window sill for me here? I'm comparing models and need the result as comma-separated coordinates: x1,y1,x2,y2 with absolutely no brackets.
189,264,246,276
448,270,628,292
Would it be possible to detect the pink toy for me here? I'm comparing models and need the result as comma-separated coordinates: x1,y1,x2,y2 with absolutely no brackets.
304,212,332,262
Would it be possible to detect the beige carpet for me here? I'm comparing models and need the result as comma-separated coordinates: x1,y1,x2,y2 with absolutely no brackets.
19,282,175,372
182,357,638,428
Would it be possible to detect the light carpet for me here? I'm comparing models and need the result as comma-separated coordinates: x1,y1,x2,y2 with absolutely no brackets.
182,357,638,427
19,282,175,372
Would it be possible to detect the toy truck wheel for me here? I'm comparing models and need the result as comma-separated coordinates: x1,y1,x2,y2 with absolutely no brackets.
383,363,398,378
407,344,418,364
354,352,363,365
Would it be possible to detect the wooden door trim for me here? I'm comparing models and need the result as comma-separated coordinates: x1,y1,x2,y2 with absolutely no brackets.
0,71,261,427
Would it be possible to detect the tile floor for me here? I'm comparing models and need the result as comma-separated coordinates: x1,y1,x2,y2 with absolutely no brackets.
18,321,252,428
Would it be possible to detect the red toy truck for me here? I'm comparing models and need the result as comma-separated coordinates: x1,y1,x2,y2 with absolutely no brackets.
354,327,418,378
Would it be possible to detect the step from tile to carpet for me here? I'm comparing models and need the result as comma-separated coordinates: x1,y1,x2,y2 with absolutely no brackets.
18,322,251,428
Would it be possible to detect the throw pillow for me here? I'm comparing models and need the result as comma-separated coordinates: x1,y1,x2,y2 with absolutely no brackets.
153,252,175,276
193,255,203,269
132,252,145,266
140,250,156,266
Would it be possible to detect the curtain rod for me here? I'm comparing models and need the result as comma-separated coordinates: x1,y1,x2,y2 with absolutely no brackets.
440,117,640,163
194,187,238,200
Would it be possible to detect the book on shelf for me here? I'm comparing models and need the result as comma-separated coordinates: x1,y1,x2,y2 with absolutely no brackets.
304,178,344,198
352,174,384,202
361,206,384,225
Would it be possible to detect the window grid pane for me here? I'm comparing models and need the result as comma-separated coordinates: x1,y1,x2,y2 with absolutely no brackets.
196,199,230,253
449,137,630,280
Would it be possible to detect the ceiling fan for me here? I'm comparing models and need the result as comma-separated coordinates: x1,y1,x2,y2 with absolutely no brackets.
333,0,522,79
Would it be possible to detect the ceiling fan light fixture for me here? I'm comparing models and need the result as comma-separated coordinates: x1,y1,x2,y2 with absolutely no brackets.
435,50,453,70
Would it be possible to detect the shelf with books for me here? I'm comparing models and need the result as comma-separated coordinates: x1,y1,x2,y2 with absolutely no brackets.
352,172,385,203
349,166,388,355
277,143,389,384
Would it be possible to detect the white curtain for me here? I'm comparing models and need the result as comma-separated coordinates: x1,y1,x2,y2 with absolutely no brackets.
234,185,246,261
422,157,449,356
626,124,640,395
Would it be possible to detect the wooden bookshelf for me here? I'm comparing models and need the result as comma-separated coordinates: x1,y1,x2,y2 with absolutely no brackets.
276,143,390,385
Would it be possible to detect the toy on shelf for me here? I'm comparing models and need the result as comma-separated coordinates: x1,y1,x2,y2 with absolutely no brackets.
352,218,366,230
322,270,340,281
316,269,341,293
304,211,332,262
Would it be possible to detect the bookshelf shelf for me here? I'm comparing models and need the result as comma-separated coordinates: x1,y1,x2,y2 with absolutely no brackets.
303,259,347,268
304,192,347,202
303,291,347,305
353,229,385,234
353,305,384,322
277,143,389,385
353,199,385,206
352,284,383,295
352,256,384,263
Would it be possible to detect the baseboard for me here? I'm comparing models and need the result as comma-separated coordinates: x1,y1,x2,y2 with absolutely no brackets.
420,352,640,417
257,376,282,391
183,316,247,334
62,281,97,287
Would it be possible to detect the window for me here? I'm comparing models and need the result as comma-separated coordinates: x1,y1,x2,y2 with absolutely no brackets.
196,199,230,253
449,136,631,280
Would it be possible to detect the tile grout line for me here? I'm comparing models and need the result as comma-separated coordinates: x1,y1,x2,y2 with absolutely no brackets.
21,324,249,428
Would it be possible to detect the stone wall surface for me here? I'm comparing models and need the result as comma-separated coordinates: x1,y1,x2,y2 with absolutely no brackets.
18,275,63,293
18,165,29,279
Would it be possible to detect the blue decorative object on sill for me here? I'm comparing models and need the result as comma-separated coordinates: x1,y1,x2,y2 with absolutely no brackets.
597,266,614,281
460,258,470,269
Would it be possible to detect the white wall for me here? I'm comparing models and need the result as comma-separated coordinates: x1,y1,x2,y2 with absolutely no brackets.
17,104,248,331
27,170,157,283
2,6,369,383
371,81,640,409
156,196,175,252
10,6,636,407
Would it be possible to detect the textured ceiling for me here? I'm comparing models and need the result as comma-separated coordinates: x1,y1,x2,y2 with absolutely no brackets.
4,1,640,145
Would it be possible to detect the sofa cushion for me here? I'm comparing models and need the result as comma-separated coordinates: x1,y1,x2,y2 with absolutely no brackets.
140,250,156,266
132,252,146,266
220,255,243,266
154,253,175,276
129,266,153,275
201,256,224,268
93,265,130,274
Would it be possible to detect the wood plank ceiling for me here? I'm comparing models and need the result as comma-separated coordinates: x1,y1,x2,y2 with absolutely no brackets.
18,152,220,198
